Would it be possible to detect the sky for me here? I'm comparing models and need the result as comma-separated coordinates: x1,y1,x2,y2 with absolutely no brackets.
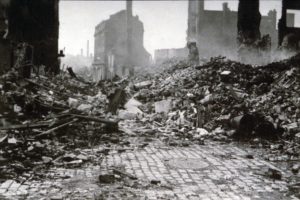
59,0,285,57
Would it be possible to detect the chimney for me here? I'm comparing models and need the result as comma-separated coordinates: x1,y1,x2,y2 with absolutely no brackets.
196,0,204,38
223,2,229,11
126,0,132,17
198,0,204,12
126,0,133,75
86,40,89,58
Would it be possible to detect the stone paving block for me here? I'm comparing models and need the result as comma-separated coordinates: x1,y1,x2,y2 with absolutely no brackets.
0,141,297,200
0,180,15,190
0,188,7,193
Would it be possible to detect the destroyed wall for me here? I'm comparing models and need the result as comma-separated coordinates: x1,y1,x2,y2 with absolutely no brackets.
260,10,278,47
187,0,198,41
1,0,60,74
0,3,10,74
237,0,261,45
154,48,188,64
278,0,300,50
187,1,278,58
93,10,150,80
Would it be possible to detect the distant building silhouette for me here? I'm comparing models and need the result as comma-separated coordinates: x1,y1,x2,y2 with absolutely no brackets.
93,10,150,80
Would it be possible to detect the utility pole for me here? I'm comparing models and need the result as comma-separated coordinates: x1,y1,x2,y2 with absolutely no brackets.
126,0,133,76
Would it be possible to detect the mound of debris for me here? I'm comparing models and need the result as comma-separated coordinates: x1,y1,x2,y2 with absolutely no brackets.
131,54,300,148
0,69,121,180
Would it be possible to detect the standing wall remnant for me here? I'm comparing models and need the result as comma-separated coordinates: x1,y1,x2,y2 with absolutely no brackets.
0,2,10,74
278,0,300,51
237,0,263,63
0,0,59,75
237,0,261,46
187,0,277,58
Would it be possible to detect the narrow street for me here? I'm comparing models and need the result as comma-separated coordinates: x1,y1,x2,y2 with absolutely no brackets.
0,119,298,200
0,54,299,200
0,1,300,200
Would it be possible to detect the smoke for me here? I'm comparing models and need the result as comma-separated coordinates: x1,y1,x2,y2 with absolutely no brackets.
270,49,297,63
195,33,298,66
197,35,238,61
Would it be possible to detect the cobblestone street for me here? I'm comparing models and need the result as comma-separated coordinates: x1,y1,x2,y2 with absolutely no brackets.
0,122,298,200
1,1,300,200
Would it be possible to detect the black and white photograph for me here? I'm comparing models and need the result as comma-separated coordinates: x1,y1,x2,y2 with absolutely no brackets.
0,0,299,199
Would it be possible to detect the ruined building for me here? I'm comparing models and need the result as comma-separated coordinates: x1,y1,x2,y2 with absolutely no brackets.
0,0,59,74
0,2,10,74
93,10,150,80
187,0,281,58
237,0,261,45
278,0,300,50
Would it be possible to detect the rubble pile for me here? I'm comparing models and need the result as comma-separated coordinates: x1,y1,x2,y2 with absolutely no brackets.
0,51,299,194
0,70,120,180
135,58,196,75
133,54,300,146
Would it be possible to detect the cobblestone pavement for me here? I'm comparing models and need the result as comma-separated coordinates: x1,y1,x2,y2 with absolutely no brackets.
100,140,297,200
0,127,299,199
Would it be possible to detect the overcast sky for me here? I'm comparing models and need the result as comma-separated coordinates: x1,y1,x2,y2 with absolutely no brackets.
59,0,284,57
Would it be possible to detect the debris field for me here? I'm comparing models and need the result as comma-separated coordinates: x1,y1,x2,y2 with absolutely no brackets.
0,55,299,199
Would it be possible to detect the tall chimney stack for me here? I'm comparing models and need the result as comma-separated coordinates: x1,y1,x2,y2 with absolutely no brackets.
126,0,133,75
87,40,89,58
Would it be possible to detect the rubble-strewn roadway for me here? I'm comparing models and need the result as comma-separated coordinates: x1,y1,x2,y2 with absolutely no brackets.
0,55,300,199
0,120,298,200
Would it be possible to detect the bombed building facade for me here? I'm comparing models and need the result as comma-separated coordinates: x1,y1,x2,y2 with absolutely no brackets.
0,0,59,75
93,10,150,80
187,0,293,58
279,0,300,50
